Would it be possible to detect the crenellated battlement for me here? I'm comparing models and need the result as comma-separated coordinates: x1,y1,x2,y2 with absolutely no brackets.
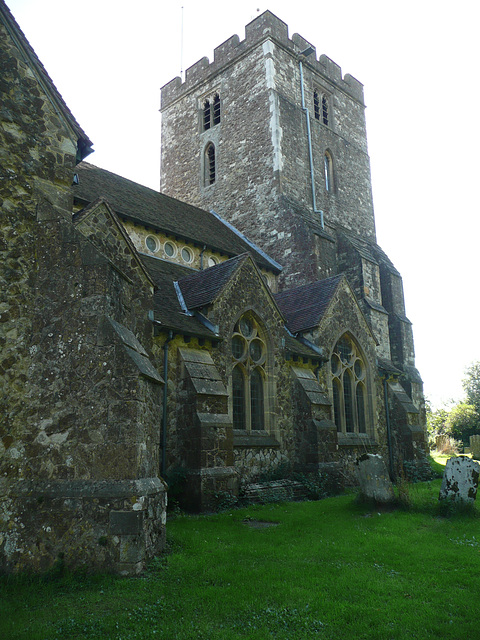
161,10,364,108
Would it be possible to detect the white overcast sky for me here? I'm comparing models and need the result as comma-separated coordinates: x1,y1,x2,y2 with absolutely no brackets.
7,0,480,408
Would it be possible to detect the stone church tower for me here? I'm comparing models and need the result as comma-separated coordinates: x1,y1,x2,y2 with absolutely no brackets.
160,11,424,415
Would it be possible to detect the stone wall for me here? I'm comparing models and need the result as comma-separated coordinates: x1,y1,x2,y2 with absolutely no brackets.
0,12,167,573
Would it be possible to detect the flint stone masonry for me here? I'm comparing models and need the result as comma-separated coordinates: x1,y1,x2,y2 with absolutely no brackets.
356,454,395,503
439,456,480,504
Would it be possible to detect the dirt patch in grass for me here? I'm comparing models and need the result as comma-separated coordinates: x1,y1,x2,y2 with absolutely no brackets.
242,519,280,529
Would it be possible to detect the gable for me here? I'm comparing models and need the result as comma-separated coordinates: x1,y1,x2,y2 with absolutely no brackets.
203,254,285,327
73,198,155,291
315,277,378,354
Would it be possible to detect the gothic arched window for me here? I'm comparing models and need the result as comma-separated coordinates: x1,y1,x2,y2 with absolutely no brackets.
331,334,368,434
231,314,267,431
204,143,216,185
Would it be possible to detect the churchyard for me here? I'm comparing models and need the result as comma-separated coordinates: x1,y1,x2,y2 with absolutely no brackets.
2,461,479,640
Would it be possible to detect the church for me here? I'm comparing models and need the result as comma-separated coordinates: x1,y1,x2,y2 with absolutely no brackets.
0,2,427,574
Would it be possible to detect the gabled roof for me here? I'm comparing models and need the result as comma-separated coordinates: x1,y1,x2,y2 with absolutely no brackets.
0,1,93,160
73,163,281,273
275,274,344,334
177,253,250,310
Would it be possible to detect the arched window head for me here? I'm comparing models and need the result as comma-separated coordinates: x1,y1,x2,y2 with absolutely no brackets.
324,151,333,193
204,143,216,185
331,334,369,434
231,313,267,432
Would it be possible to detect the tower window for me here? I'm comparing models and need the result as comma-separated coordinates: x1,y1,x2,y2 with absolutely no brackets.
202,93,220,131
205,143,216,185
203,100,211,130
314,90,320,120
213,93,221,125
324,151,333,192
322,94,329,125
231,313,267,432
331,334,369,435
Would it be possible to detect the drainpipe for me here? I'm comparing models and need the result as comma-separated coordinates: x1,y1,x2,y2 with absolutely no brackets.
383,376,395,481
298,51,324,229
161,330,174,476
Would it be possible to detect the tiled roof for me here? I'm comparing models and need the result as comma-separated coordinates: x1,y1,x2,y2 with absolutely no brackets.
0,1,93,159
73,163,280,273
140,255,217,338
275,275,344,333
177,254,249,310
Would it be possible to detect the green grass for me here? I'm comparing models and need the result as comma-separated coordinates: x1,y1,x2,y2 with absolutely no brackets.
2,480,480,639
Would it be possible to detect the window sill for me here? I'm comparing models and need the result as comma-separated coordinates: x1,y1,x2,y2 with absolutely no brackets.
233,430,280,449
337,432,377,448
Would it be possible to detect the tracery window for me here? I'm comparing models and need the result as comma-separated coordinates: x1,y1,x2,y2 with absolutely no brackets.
204,143,216,185
331,334,368,434
231,314,267,431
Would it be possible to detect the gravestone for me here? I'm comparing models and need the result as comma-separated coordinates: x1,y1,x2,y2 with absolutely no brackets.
439,456,480,504
469,435,480,460
356,453,395,503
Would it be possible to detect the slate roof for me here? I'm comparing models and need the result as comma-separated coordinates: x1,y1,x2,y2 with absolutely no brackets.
275,275,344,334
0,1,93,159
177,254,249,310
73,163,281,273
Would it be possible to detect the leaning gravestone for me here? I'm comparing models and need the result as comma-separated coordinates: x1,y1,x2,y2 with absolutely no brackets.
439,456,480,504
356,453,395,503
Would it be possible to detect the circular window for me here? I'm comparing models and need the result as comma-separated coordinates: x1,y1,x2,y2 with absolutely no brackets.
164,241,176,257
249,339,264,363
232,335,246,360
208,256,218,267
331,353,341,375
181,247,193,263
354,359,364,379
145,235,159,252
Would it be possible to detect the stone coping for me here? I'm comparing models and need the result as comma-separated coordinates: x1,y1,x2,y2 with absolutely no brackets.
0,477,167,499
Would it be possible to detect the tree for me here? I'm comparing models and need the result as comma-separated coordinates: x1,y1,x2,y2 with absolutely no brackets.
446,402,480,447
463,362,480,413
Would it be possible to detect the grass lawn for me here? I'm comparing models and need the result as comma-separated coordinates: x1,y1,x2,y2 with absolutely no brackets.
2,479,480,639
